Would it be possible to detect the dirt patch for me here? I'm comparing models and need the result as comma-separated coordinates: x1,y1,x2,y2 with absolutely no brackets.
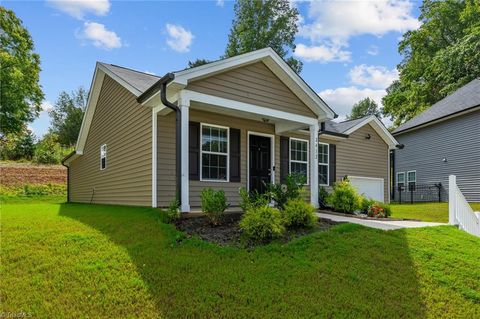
0,163,66,186
175,212,341,247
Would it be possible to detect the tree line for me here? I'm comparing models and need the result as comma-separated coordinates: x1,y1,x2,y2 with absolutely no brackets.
1,0,479,163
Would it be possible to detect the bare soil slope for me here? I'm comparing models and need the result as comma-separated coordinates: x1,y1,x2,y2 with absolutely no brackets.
0,162,66,186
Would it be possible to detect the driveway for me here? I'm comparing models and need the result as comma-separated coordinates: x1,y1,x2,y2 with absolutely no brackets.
317,212,446,230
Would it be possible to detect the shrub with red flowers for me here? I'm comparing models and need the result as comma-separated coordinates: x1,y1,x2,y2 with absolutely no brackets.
367,202,392,218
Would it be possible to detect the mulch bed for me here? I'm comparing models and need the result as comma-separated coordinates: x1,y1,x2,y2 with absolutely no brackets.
175,212,341,247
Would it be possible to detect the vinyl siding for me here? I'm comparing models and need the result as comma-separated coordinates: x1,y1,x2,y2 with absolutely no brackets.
320,124,389,202
394,110,480,202
186,62,316,118
156,109,281,208
69,75,152,206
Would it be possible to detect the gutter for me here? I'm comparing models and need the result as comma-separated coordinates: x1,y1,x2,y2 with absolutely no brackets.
137,73,182,205
61,151,76,203
319,130,349,138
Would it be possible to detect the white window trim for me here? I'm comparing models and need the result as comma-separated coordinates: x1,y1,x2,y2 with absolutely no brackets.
289,137,309,185
407,170,417,192
200,123,230,182
100,144,107,171
396,172,405,191
318,142,329,186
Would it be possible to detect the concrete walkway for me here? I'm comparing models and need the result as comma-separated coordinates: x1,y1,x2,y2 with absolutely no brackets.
317,212,446,230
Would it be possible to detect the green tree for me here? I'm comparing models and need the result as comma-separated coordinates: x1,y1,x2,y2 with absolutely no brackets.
0,7,44,136
347,98,381,120
49,87,88,147
187,58,211,68
224,0,302,73
383,0,480,127
33,132,71,165
0,127,35,160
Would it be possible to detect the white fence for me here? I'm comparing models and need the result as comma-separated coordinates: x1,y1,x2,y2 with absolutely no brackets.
449,175,480,237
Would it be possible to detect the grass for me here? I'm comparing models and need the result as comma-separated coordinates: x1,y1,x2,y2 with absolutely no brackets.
2,197,480,318
390,202,480,223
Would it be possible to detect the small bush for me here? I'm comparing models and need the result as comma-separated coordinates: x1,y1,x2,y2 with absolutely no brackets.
239,188,269,212
266,173,305,209
282,198,317,228
240,206,284,242
367,202,392,218
201,188,229,225
327,179,362,213
163,198,180,223
360,197,376,214
33,133,73,165
319,187,330,209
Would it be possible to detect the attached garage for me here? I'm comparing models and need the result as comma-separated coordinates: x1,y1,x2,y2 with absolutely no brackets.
349,176,385,202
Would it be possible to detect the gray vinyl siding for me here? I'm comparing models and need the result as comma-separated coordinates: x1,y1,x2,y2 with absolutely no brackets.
319,124,390,202
186,62,317,118
394,110,480,202
69,75,152,206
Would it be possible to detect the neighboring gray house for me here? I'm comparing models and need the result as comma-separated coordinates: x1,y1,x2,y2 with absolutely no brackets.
392,78,480,202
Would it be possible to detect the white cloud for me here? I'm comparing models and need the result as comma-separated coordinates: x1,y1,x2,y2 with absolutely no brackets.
216,0,224,7
77,21,122,50
300,0,420,43
319,86,386,118
47,0,110,19
165,23,194,53
294,42,351,63
367,45,379,56
349,64,398,89
41,101,54,113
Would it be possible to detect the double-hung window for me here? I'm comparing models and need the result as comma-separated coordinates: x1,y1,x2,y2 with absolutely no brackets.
396,172,405,191
201,124,229,181
290,138,309,184
100,144,107,170
407,170,416,191
318,143,329,186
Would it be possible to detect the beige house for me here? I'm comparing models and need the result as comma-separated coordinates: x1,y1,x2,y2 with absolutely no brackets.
63,48,399,211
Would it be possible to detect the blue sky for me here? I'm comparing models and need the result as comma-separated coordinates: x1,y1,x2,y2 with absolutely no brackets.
4,0,421,137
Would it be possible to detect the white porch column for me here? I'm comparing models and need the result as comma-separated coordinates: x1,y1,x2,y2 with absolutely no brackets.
309,123,319,208
179,92,190,212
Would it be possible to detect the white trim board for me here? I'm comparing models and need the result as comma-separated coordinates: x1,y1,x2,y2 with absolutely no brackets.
343,116,399,149
246,131,276,192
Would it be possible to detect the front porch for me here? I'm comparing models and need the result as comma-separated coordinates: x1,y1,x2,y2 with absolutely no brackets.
153,89,323,212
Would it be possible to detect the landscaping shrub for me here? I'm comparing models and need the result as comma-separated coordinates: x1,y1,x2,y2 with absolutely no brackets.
327,179,362,213
360,197,376,214
163,198,180,223
33,133,72,164
266,173,305,209
367,202,392,218
282,198,317,228
201,188,229,225
239,188,269,212
239,206,284,242
318,186,330,209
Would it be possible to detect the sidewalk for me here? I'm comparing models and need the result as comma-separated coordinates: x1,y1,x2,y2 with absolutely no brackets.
317,212,446,230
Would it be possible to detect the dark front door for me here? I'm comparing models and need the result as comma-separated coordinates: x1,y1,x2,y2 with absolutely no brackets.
249,134,271,194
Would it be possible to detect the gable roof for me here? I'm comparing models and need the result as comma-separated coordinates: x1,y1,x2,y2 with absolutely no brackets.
393,78,480,135
98,63,160,95
322,116,399,149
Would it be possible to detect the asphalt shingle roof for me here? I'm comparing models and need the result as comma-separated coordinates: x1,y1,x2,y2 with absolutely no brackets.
99,63,160,94
393,78,480,134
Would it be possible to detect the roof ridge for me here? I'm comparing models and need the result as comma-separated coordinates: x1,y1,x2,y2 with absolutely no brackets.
101,62,161,78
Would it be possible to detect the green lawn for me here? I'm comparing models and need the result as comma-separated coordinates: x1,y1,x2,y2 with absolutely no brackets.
390,202,480,223
2,198,480,318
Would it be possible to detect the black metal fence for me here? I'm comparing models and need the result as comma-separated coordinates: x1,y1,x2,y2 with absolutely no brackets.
392,183,446,204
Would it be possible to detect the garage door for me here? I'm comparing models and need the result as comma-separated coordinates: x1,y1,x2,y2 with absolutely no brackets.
349,176,384,202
